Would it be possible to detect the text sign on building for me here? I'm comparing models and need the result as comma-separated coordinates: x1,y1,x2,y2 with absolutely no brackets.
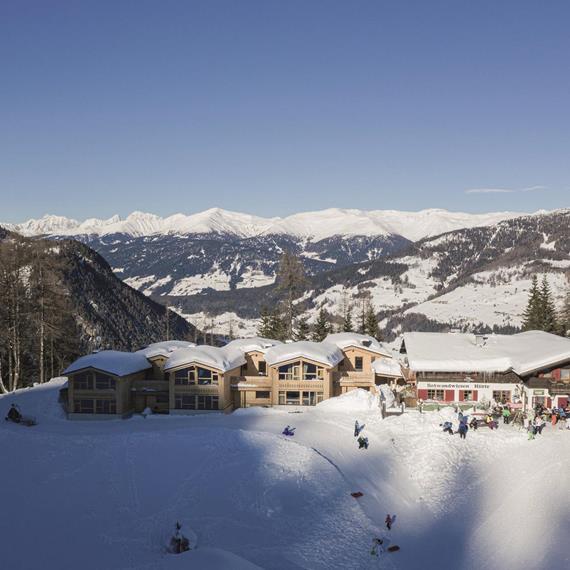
420,382,489,390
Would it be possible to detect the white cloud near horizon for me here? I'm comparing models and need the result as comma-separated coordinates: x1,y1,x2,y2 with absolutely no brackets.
465,185,548,195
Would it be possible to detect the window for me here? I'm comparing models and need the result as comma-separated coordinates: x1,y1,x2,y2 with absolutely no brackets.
95,399,116,414
302,391,321,406
175,368,196,385
74,399,94,413
493,391,511,403
303,363,324,380
175,395,218,410
278,391,286,405
279,363,299,380
255,391,270,399
258,361,267,375
197,367,218,385
95,373,116,391
561,368,570,380
285,391,300,405
155,394,169,404
462,390,474,402
74,372,94,390
354,357,364,371
427,389,444,401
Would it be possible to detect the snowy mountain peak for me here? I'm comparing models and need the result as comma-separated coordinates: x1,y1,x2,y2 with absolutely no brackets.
4,207,528,242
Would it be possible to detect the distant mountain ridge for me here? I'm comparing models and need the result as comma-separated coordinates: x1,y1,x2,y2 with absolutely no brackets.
4,206,526,242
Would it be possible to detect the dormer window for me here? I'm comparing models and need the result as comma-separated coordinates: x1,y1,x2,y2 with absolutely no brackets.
259,361,267,375
355,357,363,371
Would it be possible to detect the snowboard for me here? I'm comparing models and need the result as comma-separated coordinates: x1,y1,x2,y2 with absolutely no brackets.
351,492,364,498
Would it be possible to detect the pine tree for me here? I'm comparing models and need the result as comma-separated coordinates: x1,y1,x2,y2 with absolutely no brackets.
559,288,570,337
342,306,353,332
276,251,307,339
311,308,331,342
364,304,381,340
294,316,310,341
539,276,558,333
522,275,542,331
258,307,274,338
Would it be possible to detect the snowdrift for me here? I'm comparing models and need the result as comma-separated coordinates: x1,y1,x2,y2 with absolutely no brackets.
316,388,379,412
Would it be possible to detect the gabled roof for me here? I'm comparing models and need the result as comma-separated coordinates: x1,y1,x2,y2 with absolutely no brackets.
324,332,391,357
265,341,344,368
225,337,282,354
137,340,196,359
164,344,246,373
64,350,152,377
402,331,570,376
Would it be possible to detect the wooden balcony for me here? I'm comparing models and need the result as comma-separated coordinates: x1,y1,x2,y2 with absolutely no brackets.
278,380,325,391
231,376,272,391
333,371,375,387
174,385,219,396
131,380,169,392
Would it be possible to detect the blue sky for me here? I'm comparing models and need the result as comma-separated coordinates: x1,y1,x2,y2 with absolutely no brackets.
1,1,569,222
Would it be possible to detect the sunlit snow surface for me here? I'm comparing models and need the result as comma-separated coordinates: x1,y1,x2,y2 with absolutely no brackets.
1,380,569,570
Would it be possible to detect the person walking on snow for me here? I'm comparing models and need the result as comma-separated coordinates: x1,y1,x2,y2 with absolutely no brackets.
458,421,468,439
502,407,511,424
385,514,393,530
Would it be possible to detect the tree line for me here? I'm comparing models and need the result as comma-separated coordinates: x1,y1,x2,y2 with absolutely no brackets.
257,251,381,342
0,235,80,393
522,274,570,336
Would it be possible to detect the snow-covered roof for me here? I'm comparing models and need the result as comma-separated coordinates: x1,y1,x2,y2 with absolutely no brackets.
225,337,282,354
402,331,570,376
264,341,344,368
164,345,246,373
324,332,391,357
137,340,196,359
372,358,403,378
64,351,152,377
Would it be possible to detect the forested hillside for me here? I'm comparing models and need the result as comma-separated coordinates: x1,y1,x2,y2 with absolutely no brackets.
0,229,196,392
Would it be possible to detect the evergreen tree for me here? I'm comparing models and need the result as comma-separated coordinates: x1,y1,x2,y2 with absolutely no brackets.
364,304,381,340
258,306,286,340
257,307,273,338
342,306,353,332
539,275,558,333
311,308,331,342
559,288,570,337
521,275,542,331
276,251,307,339
294,316,310,341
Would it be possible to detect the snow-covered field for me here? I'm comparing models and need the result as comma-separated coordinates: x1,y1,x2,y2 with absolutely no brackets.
2,381,569,570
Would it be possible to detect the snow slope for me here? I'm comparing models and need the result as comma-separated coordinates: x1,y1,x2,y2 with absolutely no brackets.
4,207,524,242
2,382,570,570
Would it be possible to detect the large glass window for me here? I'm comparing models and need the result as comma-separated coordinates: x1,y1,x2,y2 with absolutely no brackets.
302,391,321,406
279,363,300,381
175,395,218,410
256,391,270,399
74,372,94,390
74,399,94,413
95,399,116,414
303,363,324,380
95,373,116,391
197,367,219,385
174,367,196,385
285,391,300,405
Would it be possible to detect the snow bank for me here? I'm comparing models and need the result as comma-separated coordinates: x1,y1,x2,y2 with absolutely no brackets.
324,332,391,357
165,547,263,569
316,388,379,412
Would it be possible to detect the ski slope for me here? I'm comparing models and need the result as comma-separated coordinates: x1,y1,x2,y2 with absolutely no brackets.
1,381,569,569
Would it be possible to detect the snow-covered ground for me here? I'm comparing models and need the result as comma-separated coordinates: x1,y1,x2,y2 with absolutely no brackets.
2,381,569,570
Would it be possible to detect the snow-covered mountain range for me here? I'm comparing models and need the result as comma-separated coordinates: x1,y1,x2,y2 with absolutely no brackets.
4,207,568,339
5,207,524,242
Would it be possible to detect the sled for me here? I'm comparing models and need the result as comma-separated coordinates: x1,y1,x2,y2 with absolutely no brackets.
5,416,37,427
387,545,400,553
351,492,364,498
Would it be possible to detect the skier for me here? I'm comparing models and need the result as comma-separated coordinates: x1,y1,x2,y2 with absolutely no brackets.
357,436,369,449
442,421,454,435
385,514,393,530
5,404,22,424
458,421,468,440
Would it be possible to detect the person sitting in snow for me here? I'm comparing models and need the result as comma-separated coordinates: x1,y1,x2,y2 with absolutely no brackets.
5,404,22,424
469,417,478,431
282,425,295,436
357,436,369,449
441,421,454,435
370,538,384,557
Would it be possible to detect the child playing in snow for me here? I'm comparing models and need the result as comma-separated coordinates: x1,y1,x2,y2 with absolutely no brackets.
354,420,365,437
385,514,393,530
442,421,454,435
357,436,369,449
282,426,295,436
370,538,384,557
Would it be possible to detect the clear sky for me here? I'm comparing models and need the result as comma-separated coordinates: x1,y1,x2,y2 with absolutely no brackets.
1,0,569,222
